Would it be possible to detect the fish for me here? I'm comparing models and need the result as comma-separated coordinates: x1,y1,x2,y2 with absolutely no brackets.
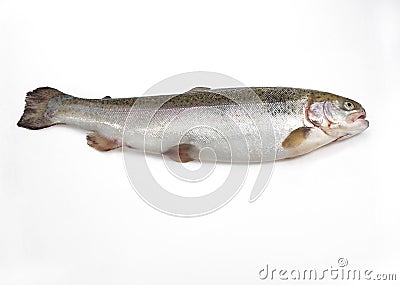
17,86,369,163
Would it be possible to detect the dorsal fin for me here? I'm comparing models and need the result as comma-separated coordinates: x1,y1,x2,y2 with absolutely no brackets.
185,87,211,94
102,96,112,99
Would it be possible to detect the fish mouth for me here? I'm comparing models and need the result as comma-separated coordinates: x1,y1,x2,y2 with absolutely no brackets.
340,109,369,136
348,109,367,123
354,113,366,121
347,110,369,132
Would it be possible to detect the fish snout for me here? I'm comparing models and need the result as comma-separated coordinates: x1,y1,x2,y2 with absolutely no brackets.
347,108,367,123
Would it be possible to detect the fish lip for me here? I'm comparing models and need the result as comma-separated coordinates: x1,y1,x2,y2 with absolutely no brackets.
356,114,366,120
350,117,369,131
348,109,367,123
354,116,369,129
359,118,369,128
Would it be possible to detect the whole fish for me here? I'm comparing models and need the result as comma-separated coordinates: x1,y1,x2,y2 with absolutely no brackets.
17,86,368,162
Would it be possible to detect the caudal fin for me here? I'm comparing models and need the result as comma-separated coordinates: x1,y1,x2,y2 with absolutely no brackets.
17,87,70,130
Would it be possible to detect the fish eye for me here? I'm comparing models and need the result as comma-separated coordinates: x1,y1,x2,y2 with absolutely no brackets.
343,101,354,111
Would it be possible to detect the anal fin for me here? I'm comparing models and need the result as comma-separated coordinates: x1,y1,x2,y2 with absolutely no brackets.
87,132,121,151
163,144,198,163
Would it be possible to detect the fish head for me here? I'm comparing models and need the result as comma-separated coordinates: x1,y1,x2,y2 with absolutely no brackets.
307,92,369,139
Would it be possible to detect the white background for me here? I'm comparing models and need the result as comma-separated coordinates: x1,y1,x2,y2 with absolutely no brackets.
1,0,399,284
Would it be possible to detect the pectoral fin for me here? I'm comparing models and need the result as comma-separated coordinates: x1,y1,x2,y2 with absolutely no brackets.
163,144,199,163
87,132,121,151
282,127,312,149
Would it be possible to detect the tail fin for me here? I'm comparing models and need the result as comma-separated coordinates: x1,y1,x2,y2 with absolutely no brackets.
17,87,70,130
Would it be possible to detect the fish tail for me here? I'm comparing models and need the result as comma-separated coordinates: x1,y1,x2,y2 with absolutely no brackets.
17,87,72,130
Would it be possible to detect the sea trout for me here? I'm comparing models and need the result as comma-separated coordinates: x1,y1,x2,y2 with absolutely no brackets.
17,87,369,162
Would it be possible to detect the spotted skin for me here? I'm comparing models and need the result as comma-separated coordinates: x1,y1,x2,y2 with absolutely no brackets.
17,87,369,162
